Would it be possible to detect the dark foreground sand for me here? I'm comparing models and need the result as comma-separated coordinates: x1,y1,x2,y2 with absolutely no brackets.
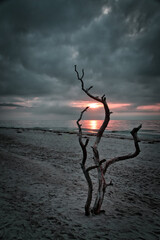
0,128,160,240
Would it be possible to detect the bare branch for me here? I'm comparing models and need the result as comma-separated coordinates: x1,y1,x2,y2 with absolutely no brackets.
75,65,111,215
81,69,84,79
75,65,111,146
81,164,93,216
77,107,89,133
105,179,113,187
85,138,89,147
103,124,142,174
94,100,110,147
76,105,93,216
101,94,105,101
74,65,84,80
77,107,90,166
77,106,89,125
86,159,106,172
75,65,104,103
86,86,93,92
75,65,142,215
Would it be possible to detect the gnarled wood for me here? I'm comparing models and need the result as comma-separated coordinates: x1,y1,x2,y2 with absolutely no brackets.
75,65,142,216
103,124,142,174
75,65,111,214
77,107,89,166
77,107,92,216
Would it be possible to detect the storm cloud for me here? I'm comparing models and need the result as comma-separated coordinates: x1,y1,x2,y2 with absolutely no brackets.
0,0,160,120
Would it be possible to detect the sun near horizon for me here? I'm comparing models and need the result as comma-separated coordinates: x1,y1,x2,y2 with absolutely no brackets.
70,100,160,120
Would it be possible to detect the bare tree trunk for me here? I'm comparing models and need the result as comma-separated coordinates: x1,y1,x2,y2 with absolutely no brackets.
75,65,142,216
92,125,142,214
91,99,110,214
77,107,92,216
75,65,111,214
81,164,93,216
92,181,106,214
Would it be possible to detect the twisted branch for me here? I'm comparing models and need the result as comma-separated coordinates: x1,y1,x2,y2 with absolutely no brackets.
103,124,142,174
86,159,106,172
75,65,111,214
75,65,111,147
75,65,142,215
77,107,89,165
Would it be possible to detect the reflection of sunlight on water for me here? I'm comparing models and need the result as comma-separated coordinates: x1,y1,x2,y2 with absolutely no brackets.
81,120,102,132
72,119,160,136
89,120,98,130
80,120,135,132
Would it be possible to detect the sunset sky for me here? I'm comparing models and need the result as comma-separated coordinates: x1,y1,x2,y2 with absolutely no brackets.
0,0,160,121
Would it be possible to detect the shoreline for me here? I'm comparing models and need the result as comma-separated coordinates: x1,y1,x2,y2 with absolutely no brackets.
0,126,159,144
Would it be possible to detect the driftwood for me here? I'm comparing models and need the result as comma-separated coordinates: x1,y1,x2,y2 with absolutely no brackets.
75,65,142,215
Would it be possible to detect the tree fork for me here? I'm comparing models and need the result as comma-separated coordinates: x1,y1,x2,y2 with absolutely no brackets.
75,65,142,216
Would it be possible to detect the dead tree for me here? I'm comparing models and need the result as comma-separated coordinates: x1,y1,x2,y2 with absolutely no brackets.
75,65,142,216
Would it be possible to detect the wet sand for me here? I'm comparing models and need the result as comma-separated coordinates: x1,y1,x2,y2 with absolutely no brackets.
0,128,159,240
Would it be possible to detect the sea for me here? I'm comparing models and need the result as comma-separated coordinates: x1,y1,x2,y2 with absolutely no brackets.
0,119,159,141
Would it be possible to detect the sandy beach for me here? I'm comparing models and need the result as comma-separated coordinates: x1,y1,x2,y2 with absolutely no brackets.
0,128,159,240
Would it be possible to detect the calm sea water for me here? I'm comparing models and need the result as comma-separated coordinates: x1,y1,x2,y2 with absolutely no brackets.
0,119,159,140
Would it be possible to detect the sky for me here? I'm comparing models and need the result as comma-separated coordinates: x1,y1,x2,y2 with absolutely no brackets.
0,0,160,121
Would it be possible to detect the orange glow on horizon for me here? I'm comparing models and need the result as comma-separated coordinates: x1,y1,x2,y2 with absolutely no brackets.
137,103,160,112
71,101,102,109
70,101,132,110
88,103,102,108
109,103,131,109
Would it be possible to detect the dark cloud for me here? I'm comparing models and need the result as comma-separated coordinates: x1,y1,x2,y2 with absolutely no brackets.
0,103,24,108
0,0,160,120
